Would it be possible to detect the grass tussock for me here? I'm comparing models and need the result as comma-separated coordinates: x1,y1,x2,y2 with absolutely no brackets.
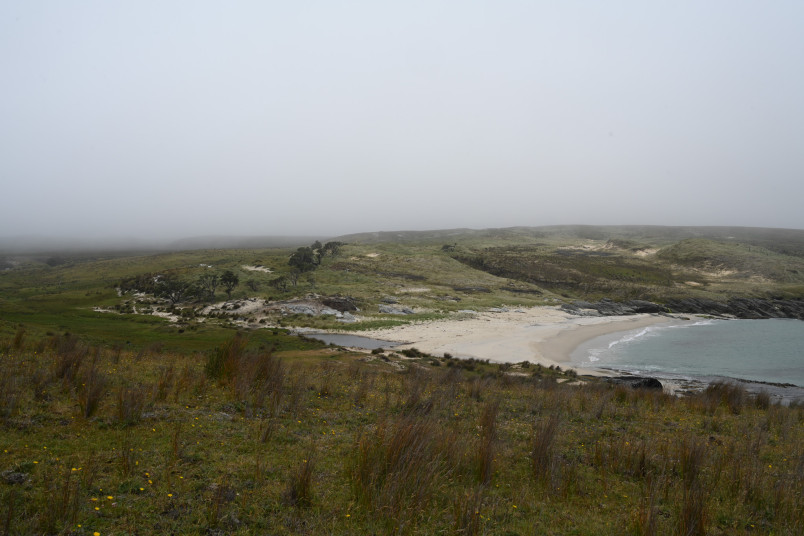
0,331,802,535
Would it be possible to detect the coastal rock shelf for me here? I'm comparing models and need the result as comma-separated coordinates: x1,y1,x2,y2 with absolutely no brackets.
562,297,804,320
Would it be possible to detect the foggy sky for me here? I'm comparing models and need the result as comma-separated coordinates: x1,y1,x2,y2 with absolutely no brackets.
2,1,803,241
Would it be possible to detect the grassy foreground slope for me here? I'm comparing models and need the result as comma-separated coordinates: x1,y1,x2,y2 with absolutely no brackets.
0,332,802,535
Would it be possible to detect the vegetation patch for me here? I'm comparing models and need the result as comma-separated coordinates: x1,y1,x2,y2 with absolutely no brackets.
0,331,801,534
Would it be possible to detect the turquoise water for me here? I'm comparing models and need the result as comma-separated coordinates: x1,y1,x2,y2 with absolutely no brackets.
571,319,804,387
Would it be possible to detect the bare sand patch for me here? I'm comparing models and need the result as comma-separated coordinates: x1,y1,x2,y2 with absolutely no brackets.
357,307,670,375
398,287,431,293
242,265,273,273
634,248,658,257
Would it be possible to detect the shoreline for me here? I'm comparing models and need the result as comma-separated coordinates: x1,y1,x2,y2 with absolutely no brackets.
331,310,804,404
353,307,672,376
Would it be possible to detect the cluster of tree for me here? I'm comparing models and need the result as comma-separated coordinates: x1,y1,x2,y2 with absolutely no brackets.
157,270,240,304
120,269,240,305
270,240,344,291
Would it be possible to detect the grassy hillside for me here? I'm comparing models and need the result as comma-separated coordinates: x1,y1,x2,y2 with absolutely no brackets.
1,226,803,534
439,226,804,302
0,332,801,535
2,225,804,343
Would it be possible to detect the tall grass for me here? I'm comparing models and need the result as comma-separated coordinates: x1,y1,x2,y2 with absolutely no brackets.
474,399,499,485
530,412,560,483
2,332,803,534
349,414,455,522
76,351,107,418
283,456,315,508
116,384,146,425
677,439,709,536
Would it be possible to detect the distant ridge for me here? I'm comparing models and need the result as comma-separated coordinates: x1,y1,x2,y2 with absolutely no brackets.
334,225,804,256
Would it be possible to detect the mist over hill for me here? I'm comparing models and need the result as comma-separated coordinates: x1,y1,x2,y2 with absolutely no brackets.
0,234,326,254
3,225,804,256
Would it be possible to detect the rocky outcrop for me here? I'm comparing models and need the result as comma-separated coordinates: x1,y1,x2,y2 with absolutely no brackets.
282,304,319,316
281,301,353,318
378,304,415,315
664,298,804,320
322,296,359,312
562,299,667,316
562,298,804,320
607,376,664,390
338,312,358,323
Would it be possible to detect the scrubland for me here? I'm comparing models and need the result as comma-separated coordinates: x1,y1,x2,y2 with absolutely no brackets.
1,330,802,535
2,226,803,534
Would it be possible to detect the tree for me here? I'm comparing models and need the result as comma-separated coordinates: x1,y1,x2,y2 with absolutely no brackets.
288,247,317,273
221,270,239,298
322,241,344,258
270,275,289,292
156,276,191,305
197,273,219,301
287,268,301,287
311,240,324,264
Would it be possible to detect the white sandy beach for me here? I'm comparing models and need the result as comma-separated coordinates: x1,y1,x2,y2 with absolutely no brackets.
359,307,671,375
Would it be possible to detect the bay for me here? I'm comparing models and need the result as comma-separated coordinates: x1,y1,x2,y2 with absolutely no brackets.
571,318,804,388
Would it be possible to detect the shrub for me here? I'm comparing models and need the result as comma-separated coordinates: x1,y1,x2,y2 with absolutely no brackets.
205,332,247,381
400,347,427,358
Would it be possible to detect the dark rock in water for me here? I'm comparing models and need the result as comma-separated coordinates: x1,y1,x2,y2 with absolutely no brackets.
608,376,664,390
